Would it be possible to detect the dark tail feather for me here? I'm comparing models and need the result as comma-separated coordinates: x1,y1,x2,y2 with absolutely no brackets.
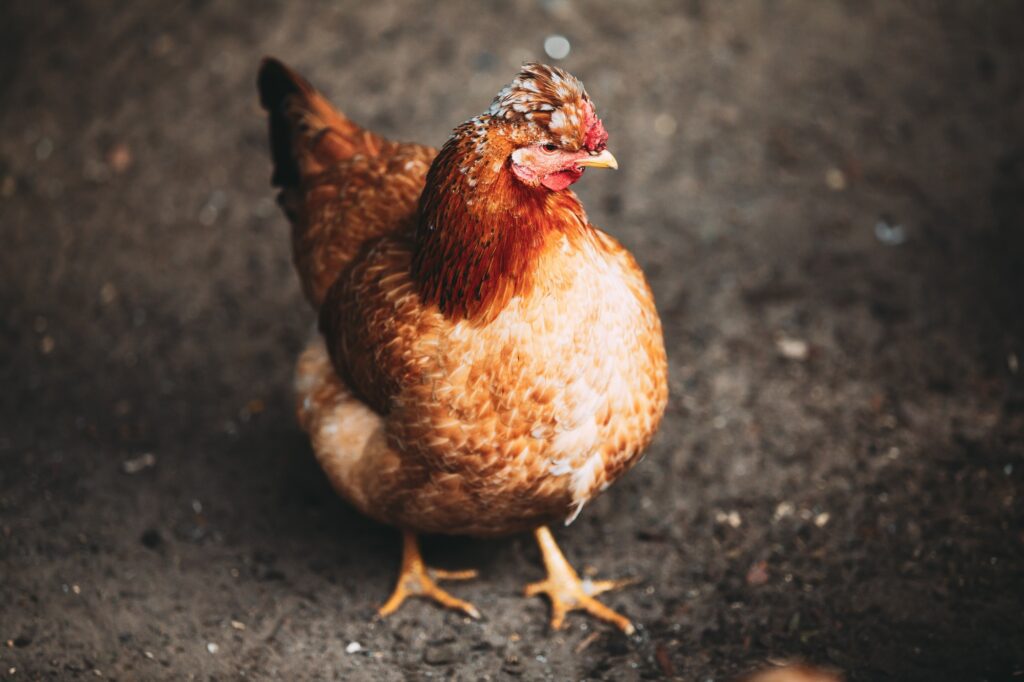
257,57,306,188
257,57,380,190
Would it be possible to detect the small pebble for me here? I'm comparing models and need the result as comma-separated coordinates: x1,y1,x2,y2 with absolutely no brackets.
230,620,246,631
206,642,219,654
776,336,809,361
100,282,118,305
543,35,571,60
654,113,677,137
746,560,770,586
106,143,132,173
198,190,227,226
345,641,362,654
35,137,54,161
122,452,157,475
715,510,742,528
874,219,906,245
814,512,830,527
825,167,846,190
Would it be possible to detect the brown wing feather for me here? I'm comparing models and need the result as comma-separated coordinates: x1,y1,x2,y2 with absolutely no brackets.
257,57,436,307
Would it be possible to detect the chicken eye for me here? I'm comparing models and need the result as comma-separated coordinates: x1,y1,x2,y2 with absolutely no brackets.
542,143,558,152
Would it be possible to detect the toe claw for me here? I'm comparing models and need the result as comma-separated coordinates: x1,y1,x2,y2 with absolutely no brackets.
459,601,481,619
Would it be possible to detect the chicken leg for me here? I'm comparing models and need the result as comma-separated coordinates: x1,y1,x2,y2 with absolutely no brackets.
378,530,480,619
524,526,637,634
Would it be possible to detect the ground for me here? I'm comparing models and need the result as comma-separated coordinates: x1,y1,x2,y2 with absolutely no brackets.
1,1,1023,680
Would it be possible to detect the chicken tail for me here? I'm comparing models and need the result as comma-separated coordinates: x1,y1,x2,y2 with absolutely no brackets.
257,57,383,191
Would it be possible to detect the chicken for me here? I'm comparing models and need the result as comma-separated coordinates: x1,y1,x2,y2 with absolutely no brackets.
257,57,668,634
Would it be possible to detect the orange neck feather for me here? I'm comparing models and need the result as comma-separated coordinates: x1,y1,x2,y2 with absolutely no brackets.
412,122,588,325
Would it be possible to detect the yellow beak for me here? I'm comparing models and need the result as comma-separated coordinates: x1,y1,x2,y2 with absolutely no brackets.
576,149,618,170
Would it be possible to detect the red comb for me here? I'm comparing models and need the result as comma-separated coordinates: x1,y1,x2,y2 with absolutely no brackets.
582,102,608,151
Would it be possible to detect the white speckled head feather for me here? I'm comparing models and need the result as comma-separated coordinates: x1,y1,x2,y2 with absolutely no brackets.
486,63,608,151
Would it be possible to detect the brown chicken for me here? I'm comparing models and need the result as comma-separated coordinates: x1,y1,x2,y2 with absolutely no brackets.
257,58,668,633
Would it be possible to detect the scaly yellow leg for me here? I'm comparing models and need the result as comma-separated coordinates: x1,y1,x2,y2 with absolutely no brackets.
524,526,637,634
378,530,480,619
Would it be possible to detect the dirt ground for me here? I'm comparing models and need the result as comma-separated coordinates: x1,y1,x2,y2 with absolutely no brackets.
2,1,1023,680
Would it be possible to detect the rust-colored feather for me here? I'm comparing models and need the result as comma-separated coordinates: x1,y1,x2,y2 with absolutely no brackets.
257,58,435,307
411,121,588,325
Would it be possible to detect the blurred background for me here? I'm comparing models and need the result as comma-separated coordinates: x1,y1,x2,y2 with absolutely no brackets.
1,1,1022,679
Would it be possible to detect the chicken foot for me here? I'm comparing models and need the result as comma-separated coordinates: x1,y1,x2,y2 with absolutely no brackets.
524,525,637,635
378,530,480,619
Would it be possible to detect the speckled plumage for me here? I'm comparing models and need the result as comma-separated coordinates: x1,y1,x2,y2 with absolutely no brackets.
260,58,668,539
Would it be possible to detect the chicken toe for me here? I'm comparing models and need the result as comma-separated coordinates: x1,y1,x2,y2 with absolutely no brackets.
378,530,480,619
525,526,637,635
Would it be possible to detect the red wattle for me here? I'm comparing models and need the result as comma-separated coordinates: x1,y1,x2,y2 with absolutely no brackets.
541,167,584,191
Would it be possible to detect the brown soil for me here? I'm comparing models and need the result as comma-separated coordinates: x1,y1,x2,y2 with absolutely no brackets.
2,1,1023,680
